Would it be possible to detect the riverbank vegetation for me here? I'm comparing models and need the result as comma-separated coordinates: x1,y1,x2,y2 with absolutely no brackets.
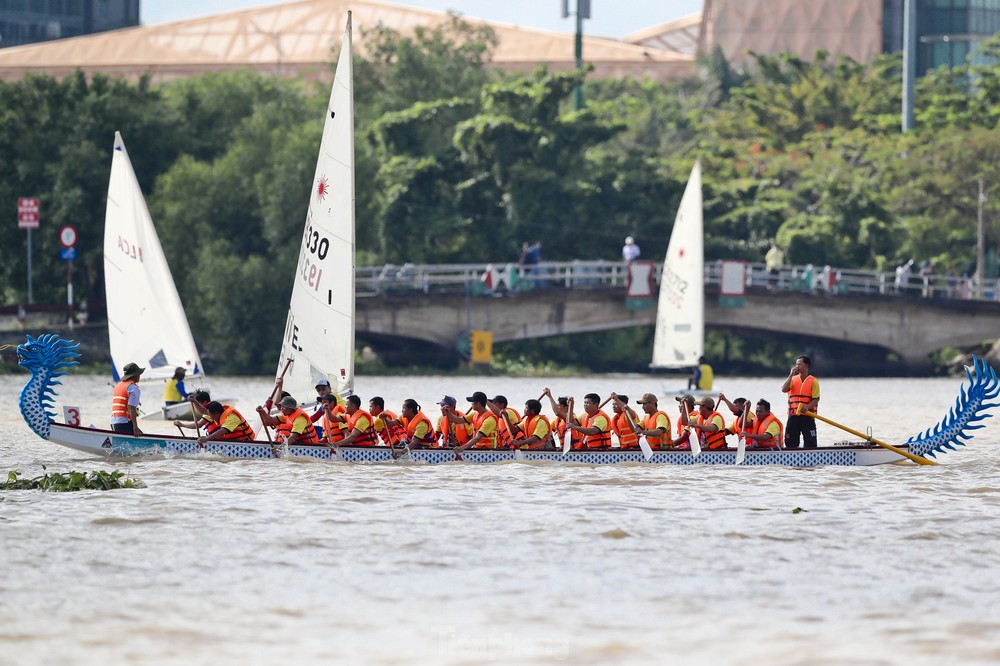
1,16,998,374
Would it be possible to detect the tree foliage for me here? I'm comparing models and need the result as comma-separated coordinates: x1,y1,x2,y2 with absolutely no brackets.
2,18,999,372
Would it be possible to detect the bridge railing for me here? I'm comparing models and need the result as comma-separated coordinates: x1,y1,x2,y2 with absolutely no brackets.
358,261,1000,301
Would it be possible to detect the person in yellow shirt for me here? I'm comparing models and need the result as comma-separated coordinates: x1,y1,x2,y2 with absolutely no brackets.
454,391,498,451
633,392,672,449
510,399,553,450
163,367,189,406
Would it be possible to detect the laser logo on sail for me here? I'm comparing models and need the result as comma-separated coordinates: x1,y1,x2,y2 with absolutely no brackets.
117,236,143,262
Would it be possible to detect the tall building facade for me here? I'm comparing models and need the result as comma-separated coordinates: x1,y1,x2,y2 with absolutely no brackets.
695,0,999,73
884,0,1000,74
0,0,139,48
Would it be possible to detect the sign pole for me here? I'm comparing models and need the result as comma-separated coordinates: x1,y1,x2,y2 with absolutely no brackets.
26,227,33,305
67,260,74,329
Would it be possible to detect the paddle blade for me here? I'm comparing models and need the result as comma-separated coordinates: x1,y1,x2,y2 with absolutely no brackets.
563,428,572,454
690,432,702,458
638,437,654,462
735,437,746,465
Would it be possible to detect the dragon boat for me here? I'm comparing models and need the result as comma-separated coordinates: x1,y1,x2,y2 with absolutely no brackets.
15,333,999,467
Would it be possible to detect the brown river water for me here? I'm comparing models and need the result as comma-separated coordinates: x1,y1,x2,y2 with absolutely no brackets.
1,372,998,665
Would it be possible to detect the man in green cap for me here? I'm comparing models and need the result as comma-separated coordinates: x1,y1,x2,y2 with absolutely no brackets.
111,362,145,436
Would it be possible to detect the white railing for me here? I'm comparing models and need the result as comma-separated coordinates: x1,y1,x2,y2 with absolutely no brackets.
357,260,1000,302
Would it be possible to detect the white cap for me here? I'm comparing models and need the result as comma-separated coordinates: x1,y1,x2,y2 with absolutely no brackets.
625,236,634,244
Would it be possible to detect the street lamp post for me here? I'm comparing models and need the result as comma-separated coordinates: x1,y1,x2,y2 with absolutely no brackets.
561,0,590,111
977,179,987,298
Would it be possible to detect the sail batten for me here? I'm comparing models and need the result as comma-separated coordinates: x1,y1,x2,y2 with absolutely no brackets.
651,160,704,370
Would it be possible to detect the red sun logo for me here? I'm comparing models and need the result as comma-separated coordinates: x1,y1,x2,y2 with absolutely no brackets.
678,247,685,259
316,177,329,200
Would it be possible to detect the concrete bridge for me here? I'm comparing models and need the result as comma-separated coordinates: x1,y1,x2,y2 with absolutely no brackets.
356,261,1000,372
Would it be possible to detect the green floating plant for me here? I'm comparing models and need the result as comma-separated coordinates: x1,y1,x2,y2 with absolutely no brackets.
1,469,145,492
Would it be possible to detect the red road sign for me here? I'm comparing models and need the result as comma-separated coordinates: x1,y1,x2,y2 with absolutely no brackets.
18,197,39,229
59,225,78,248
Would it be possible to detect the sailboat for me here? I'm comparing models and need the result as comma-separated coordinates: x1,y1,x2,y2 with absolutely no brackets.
103,132,208,420
651,159,707,392
274,11,356,406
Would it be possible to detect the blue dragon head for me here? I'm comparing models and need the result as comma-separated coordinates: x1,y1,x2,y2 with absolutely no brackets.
17,333,81,439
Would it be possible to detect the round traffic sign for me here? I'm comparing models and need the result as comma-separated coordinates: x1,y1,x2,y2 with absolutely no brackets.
59,225,77,248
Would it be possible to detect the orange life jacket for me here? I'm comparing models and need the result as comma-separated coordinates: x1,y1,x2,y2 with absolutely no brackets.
438,414,471,448
346,409,378,447
216,405,256,441
281,407,319,444
404,411,437,445
612,411,640,449
471,411,499,449
642,411,671,448
787,375,818,416
495,407,522,448
580,410,612,450
553,415,583,448
111,380,132,419
517,414,552,449
752,412,784,449
374,409,406,446
698,410,728,450
323,405,347,443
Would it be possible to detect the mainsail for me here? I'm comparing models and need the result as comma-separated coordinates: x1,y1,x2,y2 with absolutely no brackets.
651,159,703,370
103,132,203,382
276,12,356,402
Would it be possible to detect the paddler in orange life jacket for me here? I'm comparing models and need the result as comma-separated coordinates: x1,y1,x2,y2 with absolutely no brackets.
370,396,406,447
565,393,612,449
542,388,583,449
609,394,641,449
780,354,820,449
334,395,378,447
453,391,498,452
311,380,348,441
744,399,784,450
486,394,521,448
632,392,671,450
257,395,319,445
111,361,144,436
392,398,437,448
686,396,728,450
172,390,218,436
510,399,553,450
436,395,470,447
197,401,256,445
718,393,755,439
671,394,696,449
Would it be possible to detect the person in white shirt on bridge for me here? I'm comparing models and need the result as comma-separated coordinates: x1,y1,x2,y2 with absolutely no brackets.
622,236,640,263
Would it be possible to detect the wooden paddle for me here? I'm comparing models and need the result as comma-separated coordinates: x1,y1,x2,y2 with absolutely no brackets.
681,400,702,458
562,398,575,455
261,358,293,450
617,397,654,462
734,401,749,465
802,411,937,466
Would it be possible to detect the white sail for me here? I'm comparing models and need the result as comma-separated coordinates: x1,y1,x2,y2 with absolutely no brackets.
651,159,703,370
103,132,204,382
276,13,355,402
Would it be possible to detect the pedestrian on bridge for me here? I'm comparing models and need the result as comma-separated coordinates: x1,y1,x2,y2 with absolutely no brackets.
622,236,640,263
